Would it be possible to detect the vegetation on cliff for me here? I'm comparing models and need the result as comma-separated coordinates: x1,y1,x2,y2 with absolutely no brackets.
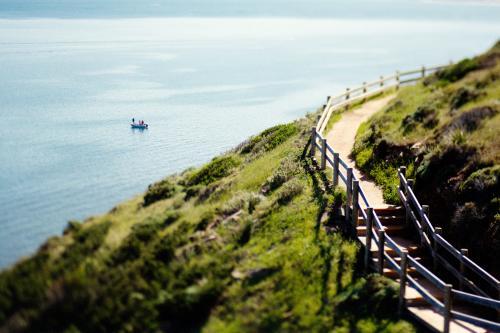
0,115,415,332
352,41,500,273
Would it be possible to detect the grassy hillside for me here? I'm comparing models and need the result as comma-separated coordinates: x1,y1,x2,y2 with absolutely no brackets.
0,113,415,332
352,41,500,273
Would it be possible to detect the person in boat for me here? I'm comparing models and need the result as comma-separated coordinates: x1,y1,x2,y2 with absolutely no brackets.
132,118,135,123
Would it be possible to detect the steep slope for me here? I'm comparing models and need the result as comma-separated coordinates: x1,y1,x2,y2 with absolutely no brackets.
352,41,500,274
0,114,416,332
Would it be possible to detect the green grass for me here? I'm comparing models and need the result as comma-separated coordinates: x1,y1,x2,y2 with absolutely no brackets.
351,41,500,271
0,113,416,332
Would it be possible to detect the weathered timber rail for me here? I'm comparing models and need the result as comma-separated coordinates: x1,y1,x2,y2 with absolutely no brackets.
309,65,500,333
315,65,445,136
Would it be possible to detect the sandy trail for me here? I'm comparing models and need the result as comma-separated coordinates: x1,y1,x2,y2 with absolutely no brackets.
325,94,395,208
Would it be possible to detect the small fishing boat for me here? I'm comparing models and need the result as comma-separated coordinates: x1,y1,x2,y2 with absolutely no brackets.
131,123,148,129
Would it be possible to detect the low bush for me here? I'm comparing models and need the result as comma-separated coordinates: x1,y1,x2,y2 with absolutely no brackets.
443,106,498,133
437,58,479,83
63,220,82,235
154,236,176,262
337,274,399,318
196,210,215,231
188,156,240,186
143,179,177,206
184,184,204,201
58,221,111,271
0,254,50,322
236,219,253,246
276,179,303,205
401,105,438,132
110,222,162,265
450,87,479,111
163,211,181,226
460,166,499,199
262,156,300,193
220,192,264,216
240,123,298,155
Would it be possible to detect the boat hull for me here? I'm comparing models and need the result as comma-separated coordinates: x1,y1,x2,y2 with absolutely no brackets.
131,124,148,129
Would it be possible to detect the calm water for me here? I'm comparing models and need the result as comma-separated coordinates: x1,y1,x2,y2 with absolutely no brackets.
0,1,499,268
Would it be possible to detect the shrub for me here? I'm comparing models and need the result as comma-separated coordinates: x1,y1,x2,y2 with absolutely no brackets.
196,211,215,231
188,156,240,186
130,222,162,243
220,192,264,216
240,123,298,155
163,211,181,226
337,274,399,318
0,254,50,322
154,236,176,262
109,237,142,265
443,106,498,133
450,87,478,111
459,166,499,199
262,156,301,193
184,185,204,201
437,58,479,82
276,179,303,205
110,222,162,265
237,220,253,246
143,179,177,206
58,221,111,270
401,105,438,132
63,220,82,235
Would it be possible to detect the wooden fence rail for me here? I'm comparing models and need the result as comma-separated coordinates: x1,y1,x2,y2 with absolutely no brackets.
315,65,446,135
309,65,499,332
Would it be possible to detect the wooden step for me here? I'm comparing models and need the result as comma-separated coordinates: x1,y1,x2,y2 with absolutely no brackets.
358,236,421,256
374,207,405,216
383,267,418,279
372,256,424,269
356,225,407,237
407,306,489,333
356,215,405,227
396,277,446,305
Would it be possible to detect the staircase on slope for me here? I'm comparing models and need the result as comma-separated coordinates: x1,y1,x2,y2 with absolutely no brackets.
356,206,495,333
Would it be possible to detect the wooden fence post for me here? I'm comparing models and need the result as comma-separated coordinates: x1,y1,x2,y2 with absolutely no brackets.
399,249,408,315
346,88,350,100
421,65,426,78
422,205,429,218
399,166,406,192
352,180,359,228
365,207,373,271
345,168,353,222
459,248,468,290
406,179,414,227
422,205,430,246
396,70,400,90
320,138,327,170
434,227,442,271
378,229,385,274
310,127,316,157
333,153,339,187
380,76,384,87
362,82,367,93
443,284,452,333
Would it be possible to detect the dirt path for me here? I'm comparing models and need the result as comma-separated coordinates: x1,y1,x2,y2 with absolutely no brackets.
325,94,396,208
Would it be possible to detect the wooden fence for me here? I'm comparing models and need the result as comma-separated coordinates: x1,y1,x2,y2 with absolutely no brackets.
315,65,445,135
309,65,500,333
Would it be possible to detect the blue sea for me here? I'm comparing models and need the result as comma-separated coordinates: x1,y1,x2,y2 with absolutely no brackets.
0,0,499,268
